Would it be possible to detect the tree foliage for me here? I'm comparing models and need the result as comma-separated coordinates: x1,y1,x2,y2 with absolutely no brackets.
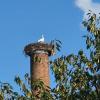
0,12,100,100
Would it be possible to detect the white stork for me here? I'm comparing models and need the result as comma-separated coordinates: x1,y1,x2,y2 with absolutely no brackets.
38,34,45,43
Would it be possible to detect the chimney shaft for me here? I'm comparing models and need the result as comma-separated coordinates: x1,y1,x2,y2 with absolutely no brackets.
24,42,53,88
30,51,50,86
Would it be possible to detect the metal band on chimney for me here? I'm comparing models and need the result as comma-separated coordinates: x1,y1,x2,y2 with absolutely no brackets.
33,50,48,55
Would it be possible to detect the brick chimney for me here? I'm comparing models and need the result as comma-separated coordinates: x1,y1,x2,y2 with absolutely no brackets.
24,42,54,88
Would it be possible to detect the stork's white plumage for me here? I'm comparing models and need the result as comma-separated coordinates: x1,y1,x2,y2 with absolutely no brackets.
38,34,44,43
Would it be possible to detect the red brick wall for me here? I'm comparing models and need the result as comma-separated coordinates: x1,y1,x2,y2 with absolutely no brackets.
30,52,50,86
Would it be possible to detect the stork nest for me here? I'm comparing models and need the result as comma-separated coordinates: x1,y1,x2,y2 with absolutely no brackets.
24,42,54,56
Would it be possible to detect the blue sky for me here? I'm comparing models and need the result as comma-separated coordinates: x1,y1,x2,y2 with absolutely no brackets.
0,0,100,91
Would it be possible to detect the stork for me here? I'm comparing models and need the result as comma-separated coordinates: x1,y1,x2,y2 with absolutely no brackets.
38,34,45,43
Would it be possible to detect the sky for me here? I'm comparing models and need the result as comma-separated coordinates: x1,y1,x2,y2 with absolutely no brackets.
0,0,100,91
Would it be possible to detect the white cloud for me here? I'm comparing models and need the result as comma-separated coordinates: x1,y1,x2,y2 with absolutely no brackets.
75,0,100,17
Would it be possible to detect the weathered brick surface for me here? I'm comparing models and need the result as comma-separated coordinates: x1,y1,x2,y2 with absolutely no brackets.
30,53,50,86
24,43,54,89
